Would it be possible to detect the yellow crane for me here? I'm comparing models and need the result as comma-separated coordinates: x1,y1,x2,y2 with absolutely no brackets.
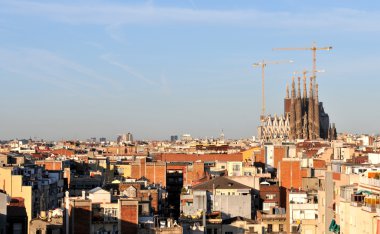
293,69,325,77
252,60,293,120
292,69,325,98
273,42,332,79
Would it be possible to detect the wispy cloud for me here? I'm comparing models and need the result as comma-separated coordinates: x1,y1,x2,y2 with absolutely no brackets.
84,41,104,50
160,72,171,96
105,24,127,44
100,54,156,85
100,54,171,95
0,48,119,95
1,1,380,32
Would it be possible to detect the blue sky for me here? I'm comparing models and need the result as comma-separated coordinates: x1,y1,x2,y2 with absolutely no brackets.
1,0,380,140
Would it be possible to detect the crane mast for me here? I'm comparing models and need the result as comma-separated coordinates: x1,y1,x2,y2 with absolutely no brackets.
252,60,293,120
273,42,332,80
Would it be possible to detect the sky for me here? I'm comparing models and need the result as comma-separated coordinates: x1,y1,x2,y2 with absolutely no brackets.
1,0,380,141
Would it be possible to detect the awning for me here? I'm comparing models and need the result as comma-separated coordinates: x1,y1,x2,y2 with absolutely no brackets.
328,219,336,231
355,190,372,195
328,219,340,233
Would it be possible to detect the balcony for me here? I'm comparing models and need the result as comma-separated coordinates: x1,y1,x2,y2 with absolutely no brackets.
361,196,380,213
351,194,365,207
360,177,380,187
362,205,376,213
181,194,193,200
92,214,118,223
261,214,286,220
351,201,362,207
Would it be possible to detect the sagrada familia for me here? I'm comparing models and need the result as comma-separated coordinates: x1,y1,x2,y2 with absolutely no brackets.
258,74,337,141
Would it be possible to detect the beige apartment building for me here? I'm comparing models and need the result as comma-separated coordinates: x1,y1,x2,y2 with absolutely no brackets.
0,167,33,230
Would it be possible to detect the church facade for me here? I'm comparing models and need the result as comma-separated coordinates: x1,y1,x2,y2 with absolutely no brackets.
258,74,336,141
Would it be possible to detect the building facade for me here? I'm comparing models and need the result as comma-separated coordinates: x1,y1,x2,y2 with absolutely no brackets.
259,74,336,141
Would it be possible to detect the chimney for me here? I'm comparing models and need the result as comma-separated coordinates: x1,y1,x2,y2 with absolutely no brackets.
40,211,47,219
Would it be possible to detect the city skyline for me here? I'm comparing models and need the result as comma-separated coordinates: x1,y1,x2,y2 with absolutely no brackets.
1,0,380,140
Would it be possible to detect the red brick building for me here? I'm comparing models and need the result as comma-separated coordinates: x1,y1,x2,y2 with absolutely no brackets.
313,159,327,169
119,199,139,234
51,148,74,157
131,159,167,186
157,153,243,162
35,160,65,171
66,195,139,234
68,199,92,234
130,159,206,187
260,184,282,210
278,159,302,190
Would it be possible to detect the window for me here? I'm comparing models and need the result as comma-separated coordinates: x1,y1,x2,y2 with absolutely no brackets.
13,223,22,234
232,164,240,171
104,208,118,221
207,229,212,234
267,224,273,232
279,224,284,232
225,232,233,234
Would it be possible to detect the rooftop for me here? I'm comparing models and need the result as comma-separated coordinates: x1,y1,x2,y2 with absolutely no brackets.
192,176,251,191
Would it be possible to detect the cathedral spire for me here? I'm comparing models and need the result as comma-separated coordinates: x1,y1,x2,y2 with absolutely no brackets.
295,76,302,138
297,77,301,98
314,82,320,139
315,83,319,102
303,71,307,99
291,76,296,98
286,83,289,99
309,76,313,98
290,75,296,140
308,76,314,140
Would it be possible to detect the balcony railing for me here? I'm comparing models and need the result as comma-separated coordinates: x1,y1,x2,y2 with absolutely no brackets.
261,214,286,220
362,205,376,213
351,201,362,207
181,194,193,200
360,177,380,187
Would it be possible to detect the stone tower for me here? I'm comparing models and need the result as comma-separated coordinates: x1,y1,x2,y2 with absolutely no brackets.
308,77,314,139
314,83,320,139
296,77,302,139
289,76,296,140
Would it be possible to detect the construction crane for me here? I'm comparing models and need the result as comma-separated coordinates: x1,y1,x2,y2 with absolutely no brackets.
252,60,293,120
273,42,332,80
293,69,325,93
293,69,325,77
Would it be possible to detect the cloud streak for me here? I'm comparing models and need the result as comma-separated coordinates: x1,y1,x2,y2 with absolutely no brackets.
100,54,171,95
1,1,380,32
100,54,157,85
0,48,119,95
